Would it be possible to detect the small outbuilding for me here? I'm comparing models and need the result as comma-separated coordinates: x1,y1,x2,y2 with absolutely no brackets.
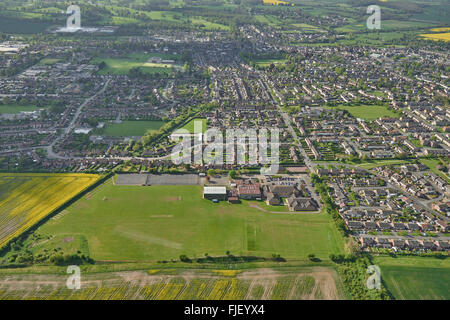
203,186,227,200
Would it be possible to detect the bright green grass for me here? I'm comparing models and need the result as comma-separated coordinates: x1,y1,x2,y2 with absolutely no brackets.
335,19,436,33
106,7,229,30
374,256,450,300
254,14,283,27
189,17,230,31
181,118,207,133
94,58,174,75
355,159,412,170
103,120,165,137
326,104,399,121
128,52,179,61
420,158,450,183
36,181,345,261
110,16,141,25
92,53,177,75
291,23,318,29
382,266,449,300
39,58,61,65
254,59,288,67
0,104,45,114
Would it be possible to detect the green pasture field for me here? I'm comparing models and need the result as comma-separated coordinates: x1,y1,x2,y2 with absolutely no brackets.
326,104,400,121
420,158,450,183
254,58,288,67
94,58,174,75
103,120,166,137
35,181,345,262
180,118,207,133
106,7,229,30
0,104,45,114
254,14,283,27
189,17,230,31
335,19,437,33
373,256,450,300
39,58,61,65
92,53,179,75
354,159,412,170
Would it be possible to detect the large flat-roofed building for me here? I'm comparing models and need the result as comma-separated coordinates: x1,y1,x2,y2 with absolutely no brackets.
203,186,227,200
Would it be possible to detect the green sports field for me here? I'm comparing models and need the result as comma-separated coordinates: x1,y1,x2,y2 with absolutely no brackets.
92,53,179,75
0,104,45,114
103,120,166,137
355,159,412,170
39,58,62,65
181,118,207,133
326,104,400,121
254,58,288,67
36,179,345,262
420,158,450,183
374,256,450,300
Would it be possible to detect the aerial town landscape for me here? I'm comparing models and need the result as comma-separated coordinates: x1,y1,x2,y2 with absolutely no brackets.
0,0,449,304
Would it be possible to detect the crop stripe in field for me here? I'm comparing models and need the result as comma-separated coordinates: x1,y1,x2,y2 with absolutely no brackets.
178,279,209,300
222,279,250,300
207,279,231,300
155,278,186,300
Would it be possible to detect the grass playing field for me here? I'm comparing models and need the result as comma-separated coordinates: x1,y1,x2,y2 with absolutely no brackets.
420,158,450,183
180,118,208,133
374,256,450,300
254,58,288,67
326,104,399,121
0,104,45,114
0,173,99,249
39,58,62,65
35,180,345,262
92,53,179,75
354,159,412,170
103,120,166,137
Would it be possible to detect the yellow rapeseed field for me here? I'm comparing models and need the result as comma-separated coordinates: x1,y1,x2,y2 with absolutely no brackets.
0,173,99,249
263,0,291,6
212,269,242,277
429,27,450,32
420,32,450,42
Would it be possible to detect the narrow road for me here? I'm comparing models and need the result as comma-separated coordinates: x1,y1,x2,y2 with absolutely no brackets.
46,78,111,159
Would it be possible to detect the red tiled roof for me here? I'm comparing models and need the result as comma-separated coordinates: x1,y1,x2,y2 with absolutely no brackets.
237,184,261,195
